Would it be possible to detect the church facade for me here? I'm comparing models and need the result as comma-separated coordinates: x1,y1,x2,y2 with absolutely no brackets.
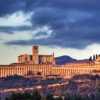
18,46,55,65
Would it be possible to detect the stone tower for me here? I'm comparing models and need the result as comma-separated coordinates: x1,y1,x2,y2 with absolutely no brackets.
52,52,55,65
32,46,39,64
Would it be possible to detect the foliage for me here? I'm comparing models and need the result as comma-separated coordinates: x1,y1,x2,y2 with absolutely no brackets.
5,87,100,100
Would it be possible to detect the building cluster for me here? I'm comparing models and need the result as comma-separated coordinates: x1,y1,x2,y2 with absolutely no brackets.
0,46,100,78
18,46,55,65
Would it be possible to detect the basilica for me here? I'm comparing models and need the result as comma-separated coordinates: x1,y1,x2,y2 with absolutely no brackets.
0,46,100,78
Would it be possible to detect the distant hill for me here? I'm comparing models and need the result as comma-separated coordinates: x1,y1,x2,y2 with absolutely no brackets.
55,55,77,65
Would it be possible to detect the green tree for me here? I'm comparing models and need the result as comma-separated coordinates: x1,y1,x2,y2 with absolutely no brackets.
31,90,41,100
46,94,54,100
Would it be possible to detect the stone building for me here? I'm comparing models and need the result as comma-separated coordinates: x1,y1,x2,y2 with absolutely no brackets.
18,46,55,65
0,46,100,78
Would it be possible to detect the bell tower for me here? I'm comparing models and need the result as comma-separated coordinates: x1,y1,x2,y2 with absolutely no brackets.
32,46,39,64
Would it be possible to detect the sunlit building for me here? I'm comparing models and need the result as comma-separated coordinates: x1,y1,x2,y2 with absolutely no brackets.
18,46,55,65
0,46,100,78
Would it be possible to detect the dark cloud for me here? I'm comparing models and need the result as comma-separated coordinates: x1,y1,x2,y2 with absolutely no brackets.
0,0,100,16
0,26,32,33
0,0,25,16
1,0,100,49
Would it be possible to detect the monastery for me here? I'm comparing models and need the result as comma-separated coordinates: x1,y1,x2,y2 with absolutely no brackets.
0,46,100,78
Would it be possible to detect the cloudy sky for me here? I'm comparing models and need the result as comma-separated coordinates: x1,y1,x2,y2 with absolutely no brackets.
0,0,100,64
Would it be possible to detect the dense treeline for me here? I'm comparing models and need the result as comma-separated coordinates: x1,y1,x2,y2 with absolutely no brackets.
4,88,100,100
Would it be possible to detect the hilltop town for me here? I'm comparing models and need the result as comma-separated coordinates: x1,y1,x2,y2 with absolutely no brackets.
0,46,100,78
0,46,100,100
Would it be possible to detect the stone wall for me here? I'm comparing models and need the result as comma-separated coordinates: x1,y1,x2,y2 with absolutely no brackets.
0,63,100,78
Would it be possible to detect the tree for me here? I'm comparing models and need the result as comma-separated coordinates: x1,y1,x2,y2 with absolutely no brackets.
32,90,41,100
6,90,41,100
89,56,92,62
46,94,54,100
55,96,63,100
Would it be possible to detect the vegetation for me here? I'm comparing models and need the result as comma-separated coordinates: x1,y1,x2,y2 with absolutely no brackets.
5,90,41,100
4,88,100,100
3,74,100,100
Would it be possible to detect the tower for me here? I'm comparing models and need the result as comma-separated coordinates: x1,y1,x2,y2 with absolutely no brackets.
52,52,55,65
32,46,39,64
